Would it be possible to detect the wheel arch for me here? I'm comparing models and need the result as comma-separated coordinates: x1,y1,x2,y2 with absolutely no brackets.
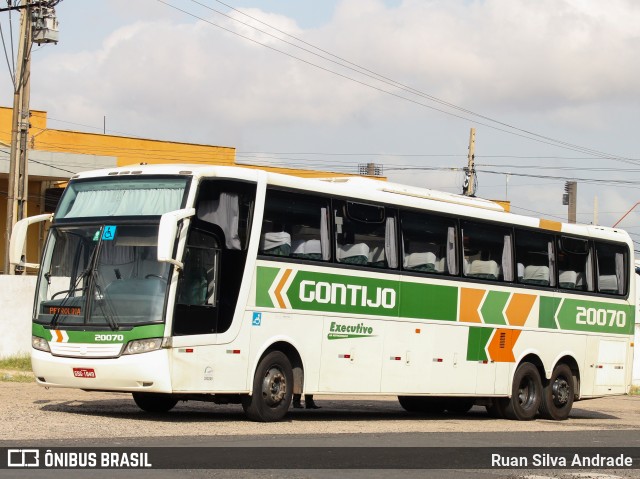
252,340,304,396
517,352,546,388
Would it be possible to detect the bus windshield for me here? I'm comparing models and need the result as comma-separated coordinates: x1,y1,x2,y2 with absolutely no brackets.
55,177,188,219
36,224,170,328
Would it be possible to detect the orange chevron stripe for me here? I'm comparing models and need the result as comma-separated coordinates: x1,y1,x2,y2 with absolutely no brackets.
487,328,521,362
460,288,485,323
53,330,63,342
274,269,293,309
505,293,536,327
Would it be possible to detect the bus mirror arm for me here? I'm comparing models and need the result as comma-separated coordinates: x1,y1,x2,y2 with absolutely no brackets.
157,208,196,271
9,213,53,272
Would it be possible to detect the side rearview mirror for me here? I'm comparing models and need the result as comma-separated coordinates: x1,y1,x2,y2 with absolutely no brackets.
9,213,53,271
157,208,195,270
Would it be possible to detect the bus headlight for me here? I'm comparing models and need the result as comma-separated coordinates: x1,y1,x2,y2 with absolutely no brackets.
32,336,50,353
123,338,163,355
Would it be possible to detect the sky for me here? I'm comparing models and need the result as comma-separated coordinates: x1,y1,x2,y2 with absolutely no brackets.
1,0,640,245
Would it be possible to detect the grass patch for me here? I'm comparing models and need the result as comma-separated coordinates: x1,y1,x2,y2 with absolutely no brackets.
0,354,32,371
1,372,33,383
631,386,640,396
0,354,34,382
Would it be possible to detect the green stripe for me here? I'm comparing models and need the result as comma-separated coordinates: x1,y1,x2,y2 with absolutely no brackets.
467,326,493,361
257,266,459,321
32,323,165,343
399,282,458,321
255,266,635,335
539,296,560,329
555,299,635,335
256,266,279,308
480,291,509,325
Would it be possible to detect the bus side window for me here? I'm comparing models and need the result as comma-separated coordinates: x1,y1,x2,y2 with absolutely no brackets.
260,189,330,261
595,241,628,295
177,229,219,305
461,220,513,282
557,236,593,292
335,201,396,269
514,229,555,287
400,210,457,275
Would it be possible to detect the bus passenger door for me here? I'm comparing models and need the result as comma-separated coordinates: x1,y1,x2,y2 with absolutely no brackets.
171,227,221,391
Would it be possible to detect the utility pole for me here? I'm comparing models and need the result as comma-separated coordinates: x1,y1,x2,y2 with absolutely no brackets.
462,127,476,197
563,181,577,224
3,0,59,274
5,1,32,274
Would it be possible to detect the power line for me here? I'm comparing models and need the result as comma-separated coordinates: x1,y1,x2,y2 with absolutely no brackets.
197,0,638,165
0,15,15,86
156,0,637,164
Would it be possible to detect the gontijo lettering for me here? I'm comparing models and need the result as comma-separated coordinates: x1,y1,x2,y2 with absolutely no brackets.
299,280,396,308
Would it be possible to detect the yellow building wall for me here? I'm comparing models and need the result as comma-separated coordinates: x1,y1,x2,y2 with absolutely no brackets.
0,107,368,179
0,108,236,168
0,179,45,272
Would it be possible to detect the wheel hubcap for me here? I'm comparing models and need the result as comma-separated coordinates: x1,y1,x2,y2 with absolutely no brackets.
262,367,286,407
552,377,570,406
517,378,534,408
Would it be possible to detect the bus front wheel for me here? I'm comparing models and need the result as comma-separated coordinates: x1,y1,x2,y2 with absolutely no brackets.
132,392,178,413
539,363,574,421
242,351,293,422
503,362,542,421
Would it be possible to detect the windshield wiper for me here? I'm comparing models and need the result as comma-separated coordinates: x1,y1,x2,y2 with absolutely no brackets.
50,267,91,329
90,269,119,331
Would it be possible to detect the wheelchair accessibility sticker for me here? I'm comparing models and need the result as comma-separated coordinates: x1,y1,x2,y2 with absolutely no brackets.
252,312,262,326
102,226,117,241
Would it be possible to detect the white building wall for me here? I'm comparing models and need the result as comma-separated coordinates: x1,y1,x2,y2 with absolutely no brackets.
0,276,37,357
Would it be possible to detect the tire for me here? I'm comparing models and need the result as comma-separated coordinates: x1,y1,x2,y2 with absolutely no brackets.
398,396,446,414
132,392,178,413
503,362,543,421
445,398,475,415
539,363,575,421
242,351,293,422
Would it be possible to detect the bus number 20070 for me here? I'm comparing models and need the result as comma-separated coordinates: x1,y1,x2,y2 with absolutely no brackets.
575,307,626,328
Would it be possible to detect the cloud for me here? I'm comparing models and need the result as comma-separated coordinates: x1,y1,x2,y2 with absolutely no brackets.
31,0,640,138
23,0,640,230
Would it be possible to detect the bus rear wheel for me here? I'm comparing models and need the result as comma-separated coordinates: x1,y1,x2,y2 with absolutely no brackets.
242,351,293,422
132,392,178,413
539,363,574,421
398,396,446,414
503,362,542,421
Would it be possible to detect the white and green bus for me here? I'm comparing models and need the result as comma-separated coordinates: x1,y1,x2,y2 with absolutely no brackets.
11,165,635,422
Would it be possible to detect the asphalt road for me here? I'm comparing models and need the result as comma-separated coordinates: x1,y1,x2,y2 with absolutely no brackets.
1,383,639,479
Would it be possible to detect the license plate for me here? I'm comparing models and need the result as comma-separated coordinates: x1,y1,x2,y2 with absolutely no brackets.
73,368,96,378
